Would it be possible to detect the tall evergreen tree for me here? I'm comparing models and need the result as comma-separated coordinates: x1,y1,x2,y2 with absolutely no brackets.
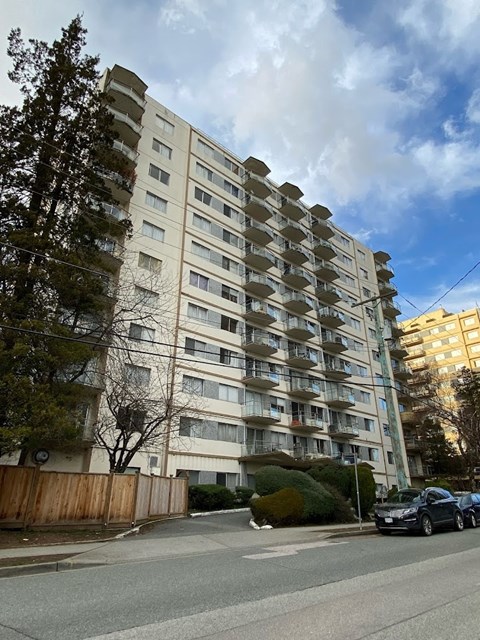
0,17,131,458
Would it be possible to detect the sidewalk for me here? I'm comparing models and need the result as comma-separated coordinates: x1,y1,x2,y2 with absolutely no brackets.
0,518,377,579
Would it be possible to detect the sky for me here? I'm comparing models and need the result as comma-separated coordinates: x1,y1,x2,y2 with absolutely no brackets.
1,0,480,320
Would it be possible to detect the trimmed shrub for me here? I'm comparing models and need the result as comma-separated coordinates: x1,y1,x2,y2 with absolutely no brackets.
425,478,453,492
322,483,356,524
250,488,304,526
307,461,352,499
254,466,335,523
234,486,255,507
348,466,376,517
188,484,235,512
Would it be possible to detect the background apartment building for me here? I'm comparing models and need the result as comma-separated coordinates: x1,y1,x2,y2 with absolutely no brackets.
399,307,480,482
12,64,409,493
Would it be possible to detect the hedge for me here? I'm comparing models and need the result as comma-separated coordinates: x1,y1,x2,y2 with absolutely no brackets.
307,461,352,499
347,465,376,517
188,484,235,512
234,486,255,507
251,488,304,526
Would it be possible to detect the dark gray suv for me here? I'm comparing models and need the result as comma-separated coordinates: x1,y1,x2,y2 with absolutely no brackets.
375,487,464,536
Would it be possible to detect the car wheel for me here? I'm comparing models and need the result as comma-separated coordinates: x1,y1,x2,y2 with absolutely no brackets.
454,512,464,531
421,514,433,536
469,512,477,528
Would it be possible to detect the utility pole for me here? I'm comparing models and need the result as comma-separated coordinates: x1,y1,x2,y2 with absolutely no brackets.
352,294,408,489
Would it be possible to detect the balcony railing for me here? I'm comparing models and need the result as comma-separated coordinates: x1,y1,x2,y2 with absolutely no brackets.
285,345,318,368
242,194,275,223
313,239,337,260
243,272,276,297
282,291,315,314
315,283,342,304
244,245,276,271
282,266,313,289
313,260,340,281
242,172,272,200
317,307,345,328
243,300,277,325
285,316,318,340
242,401,282,423
107,79,146,109
242,217,274,245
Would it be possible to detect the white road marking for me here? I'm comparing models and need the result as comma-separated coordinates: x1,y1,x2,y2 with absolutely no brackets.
243,539,347,559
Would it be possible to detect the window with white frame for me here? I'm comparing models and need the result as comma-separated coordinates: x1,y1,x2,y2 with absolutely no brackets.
192,241,210,259
125,364,151,386
219,384,239,402
187,303,208,322
223,179,239,198
196,163,213,182
182,376,204,395
387,451,394,464
134,286,159,307
156,115,174,135
142,220,164,241
221,284,239,303
145,191,167,212
116,406,146,433
195,186,212,205
197,139,215,158
190,271,209,291
129,323,155,343
192,213,211,232
152,138,172,159
223,229,239,247
149,163,170,185
185,337,207,356
464,317,475,326
138,252,162,273
217,422,238,442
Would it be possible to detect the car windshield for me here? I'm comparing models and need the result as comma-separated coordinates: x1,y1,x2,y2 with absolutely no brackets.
388,490,422,504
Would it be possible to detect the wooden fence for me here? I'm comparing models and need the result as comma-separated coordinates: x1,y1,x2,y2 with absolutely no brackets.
0,465,188,529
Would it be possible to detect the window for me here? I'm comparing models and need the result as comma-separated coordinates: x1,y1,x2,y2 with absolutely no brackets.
344,275,355,287
149,163,170,185
340,254,353,267
190,271,209,291
451,349,462,356
368,328,376,339
129,323,155,342
467,330,479,339
117,406,146,433
223,229,239,247
179,417,200,437
192,242,210,259
185,337,206,356
187,303,208,322
224,180,239,198
142,221,165,241
364,418,375,432
338,235,350,247
217,422,238,442
358,250,366,262
353,340,363,351
379,398,387,411
369,448,379,462
357,365,368,377
223,204,240,221
183,376,204,395
387,451,394,465
196,163,213,181
192,213,211,232
221,315,238,333
156,115,174,135
138,252,162,273
221,284,239,303
145,191,167,212
219,384,238,403
220,348,236,364
134,286,159,307
464,317,475,326
431,339,442,348
224,158,240,174
125,364,151,386
197,139,215,158
383,423,391,436
350,317,361,330
360,268,368,279
362,287,371,298
359,391,371,404
222,256,240,274
471,345,480,353
195,186,212,205
152,138,172,159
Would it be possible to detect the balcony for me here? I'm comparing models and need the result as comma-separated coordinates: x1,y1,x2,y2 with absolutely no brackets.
401,334,422,347
243,272,276,298
320,330,348,353
388,340,408,359
244,245,276,271
242,194,275,223
317,307,346,328
243,300,277,325
329,420,360,439
279,218,307,243
404,436,422,451
98,239,126,269
282,291,315,314
312,239,336,261
285,316,318,341
285,345,318,369
410,358,428,371
375,261,395,280
112,139,139,165
310,218,334,240
102,202,129,222
243,156,271,177
242,400,281,424
309,204,332,220
381,299,401,318
325,387,356,408
404,346,426,360
315,283,342,304
409,370,431,385
243,362,281,389
242,217,273,246
107,106,142,147
400,410,416,424
280,241,310,265
319,358,352,380
278,181,304,201
391,362,412,380
410,385,433,399
395,383,410,402
242,172,272,200
100,170,134,204
313,260,340,282
278,196,305,221
106,78,146,120
282,266,313,289
288,376,322,399
378,281,398,299
290,414,324,431
242,331,278,356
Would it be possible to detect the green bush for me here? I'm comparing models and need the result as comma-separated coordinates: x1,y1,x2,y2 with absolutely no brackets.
425,478,453,492
307,461,352,499
254,466,335,523
234,486,255,507
250,488,304,526
348,465,376,517
322,483,356,524
188,484,235,512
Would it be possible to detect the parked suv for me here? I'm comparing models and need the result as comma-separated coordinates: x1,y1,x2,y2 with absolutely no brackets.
454,492,480,528
375,487,464,536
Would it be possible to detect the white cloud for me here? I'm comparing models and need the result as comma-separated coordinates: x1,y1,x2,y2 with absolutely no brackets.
466,89,480,125
401,279,480,318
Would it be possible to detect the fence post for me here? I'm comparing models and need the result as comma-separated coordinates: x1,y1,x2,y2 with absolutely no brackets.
131,471,141,527
167,474,174,517
103,473,115,528
147,474,155,518
23,465,41,529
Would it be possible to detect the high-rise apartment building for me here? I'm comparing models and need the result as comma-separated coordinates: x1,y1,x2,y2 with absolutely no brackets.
399,307,480,482
7,64,410,493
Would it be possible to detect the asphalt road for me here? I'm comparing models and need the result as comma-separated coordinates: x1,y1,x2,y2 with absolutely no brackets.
1,519,479,640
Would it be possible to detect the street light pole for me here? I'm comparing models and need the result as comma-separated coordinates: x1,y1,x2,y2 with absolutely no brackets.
352,294,408,490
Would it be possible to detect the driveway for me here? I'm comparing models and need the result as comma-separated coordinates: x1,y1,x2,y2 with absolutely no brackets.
140,510,252,539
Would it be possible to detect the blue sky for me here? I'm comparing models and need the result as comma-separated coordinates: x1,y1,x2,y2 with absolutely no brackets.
1,0,480,318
